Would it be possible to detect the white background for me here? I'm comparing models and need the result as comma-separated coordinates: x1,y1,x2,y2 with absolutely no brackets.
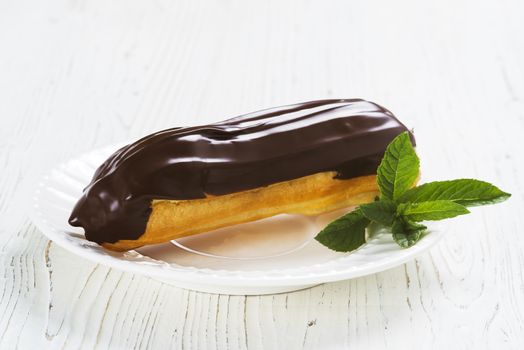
1,0,523,349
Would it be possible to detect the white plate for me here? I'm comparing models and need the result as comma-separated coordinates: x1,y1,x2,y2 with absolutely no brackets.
31,144,444,295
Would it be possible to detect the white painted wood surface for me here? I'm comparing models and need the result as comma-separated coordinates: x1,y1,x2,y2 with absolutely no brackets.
1,0,523,348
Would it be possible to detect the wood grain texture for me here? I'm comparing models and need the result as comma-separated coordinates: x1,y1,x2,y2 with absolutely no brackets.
0,0,523,349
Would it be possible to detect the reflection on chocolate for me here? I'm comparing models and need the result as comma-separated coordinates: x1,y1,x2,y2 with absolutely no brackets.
69,99,414,244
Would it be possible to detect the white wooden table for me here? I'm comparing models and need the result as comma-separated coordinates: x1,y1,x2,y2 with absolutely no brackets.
1,0,523,349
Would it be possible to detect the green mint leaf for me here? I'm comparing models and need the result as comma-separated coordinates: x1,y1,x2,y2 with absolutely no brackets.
397,179,511,207
392,218,427,248
315,209,370,252
398,200,469,222
376,132,419,200
359,200,397,226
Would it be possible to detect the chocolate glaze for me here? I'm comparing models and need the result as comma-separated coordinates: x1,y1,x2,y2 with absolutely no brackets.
69,99,414,244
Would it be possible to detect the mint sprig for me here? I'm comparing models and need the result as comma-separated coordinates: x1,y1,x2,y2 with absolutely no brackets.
314,132,511,251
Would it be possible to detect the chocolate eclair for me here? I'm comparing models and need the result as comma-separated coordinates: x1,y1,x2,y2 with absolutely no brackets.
69,99,414,251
